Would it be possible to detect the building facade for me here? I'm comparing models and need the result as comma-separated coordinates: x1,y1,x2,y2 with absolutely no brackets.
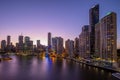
7,35,11,46
74,37,79,55
52,37,64,54
1,40,6,51
89,4,99,57
65,39,74,57
37,40,41,49
18,35,24,51
79,25,90,59
100,12,117,61
95,23,101,58
48,32,51,47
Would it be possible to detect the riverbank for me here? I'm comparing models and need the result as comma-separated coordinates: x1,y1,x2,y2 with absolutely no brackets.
0,57,12,61
66,57,118,73
112,73,120,79
66,57,120,79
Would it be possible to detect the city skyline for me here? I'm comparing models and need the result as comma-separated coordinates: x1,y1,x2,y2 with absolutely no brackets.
0,0,120,48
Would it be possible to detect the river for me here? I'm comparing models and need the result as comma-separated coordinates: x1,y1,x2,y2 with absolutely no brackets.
0,56,119,80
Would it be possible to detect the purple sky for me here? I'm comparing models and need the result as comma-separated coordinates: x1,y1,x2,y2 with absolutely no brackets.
0,0,120,48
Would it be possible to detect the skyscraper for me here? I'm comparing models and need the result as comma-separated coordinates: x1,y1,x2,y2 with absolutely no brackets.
48,32,51,47
1,40,6,51
18,35,24,51
65,39,74,57
52,37,57,53
52,37,64,54
37,40,40,49
89,4,99,57
57,37,64,54
24,36,30,50
79,25,90,58
25,36,30,43
83,25,90,58
100,12,117,61
6,35,12,52
29,40,33,51
7,35,11,46
19,35,23,44
79,32,84,58
74,37,79,55
95,23,101,58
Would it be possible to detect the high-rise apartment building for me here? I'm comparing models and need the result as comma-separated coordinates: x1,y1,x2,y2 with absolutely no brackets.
57,37,64,54
65,39,74,57
79,32,84,58
79,25,90,58
83,25,90,58
52,37,57,53
52,37,64,54
100,12,117,61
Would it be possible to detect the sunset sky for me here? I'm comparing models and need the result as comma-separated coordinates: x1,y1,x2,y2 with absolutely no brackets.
0,0,120,48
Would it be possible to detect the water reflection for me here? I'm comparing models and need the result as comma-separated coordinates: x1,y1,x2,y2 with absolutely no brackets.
0,56,118,80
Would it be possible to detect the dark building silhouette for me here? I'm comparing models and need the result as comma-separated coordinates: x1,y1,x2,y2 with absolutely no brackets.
37,40,41,49
48,32,51,47
6,35,12,52
24,36,30,50
74,37,79,55
48,32,52,52
95,23,100,58
89,4,99,57
18,35,24,51
1,40,6,51
7,35,11,46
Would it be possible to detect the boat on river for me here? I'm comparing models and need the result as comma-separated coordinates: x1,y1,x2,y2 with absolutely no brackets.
1,53,12,61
